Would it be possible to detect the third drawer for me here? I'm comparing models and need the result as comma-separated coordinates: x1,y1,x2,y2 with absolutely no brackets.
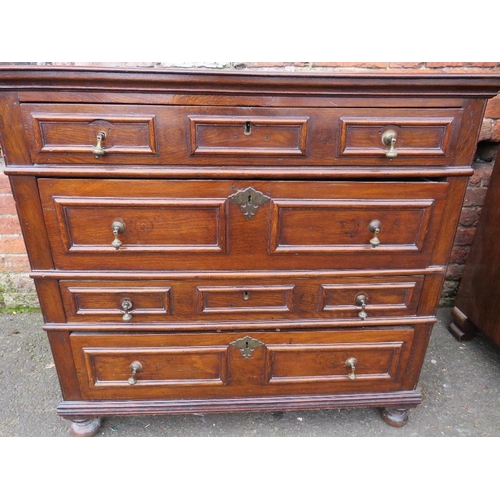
56,274,433,325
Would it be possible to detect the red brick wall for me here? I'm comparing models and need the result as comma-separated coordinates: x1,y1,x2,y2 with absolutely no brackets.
1,62,500,310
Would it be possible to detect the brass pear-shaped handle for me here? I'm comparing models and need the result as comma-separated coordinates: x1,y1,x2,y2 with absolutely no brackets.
111,220,125,249
355,294,368,320
345,357,357,381
120,298,133,322
368,220,381,247
92,131,107,158
127,361,142,385
381,129,397,158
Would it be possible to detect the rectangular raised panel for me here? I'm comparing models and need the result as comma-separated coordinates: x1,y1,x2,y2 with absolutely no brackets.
339,117,454,157
59,280,172,322
266,342,403,384
319,277,424,318
189,115,308,156
21,104,159,163
262,327,415,390
335,108,463,164
51,197,227,253
196,285,295,314
270,199,433,253
30,113,157,155
75,345,228,398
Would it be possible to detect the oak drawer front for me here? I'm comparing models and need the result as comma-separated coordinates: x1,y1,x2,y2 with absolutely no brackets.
336,108,463,165
21,104,320,165
22,104,463,167
188,113,308,157
22,104,161,164
73,343,230,400
59,280,173,323
39,178,449,271
71,328,414,399
58,275,424,324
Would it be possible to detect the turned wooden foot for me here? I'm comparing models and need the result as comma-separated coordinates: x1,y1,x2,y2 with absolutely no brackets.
381,408,409,427
448,306,477,341
69,417,102,437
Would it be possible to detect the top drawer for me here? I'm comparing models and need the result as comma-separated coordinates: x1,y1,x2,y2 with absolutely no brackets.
21,103,464,167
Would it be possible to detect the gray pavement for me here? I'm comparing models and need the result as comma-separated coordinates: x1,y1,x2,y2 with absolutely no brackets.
1,307,500,437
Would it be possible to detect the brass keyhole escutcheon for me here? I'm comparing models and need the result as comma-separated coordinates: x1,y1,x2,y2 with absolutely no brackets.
244,121,252,135
228,187,271,220
243,291,250,301
230,336,265,359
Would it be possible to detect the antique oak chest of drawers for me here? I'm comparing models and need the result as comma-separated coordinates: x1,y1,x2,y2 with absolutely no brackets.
1,67,499,436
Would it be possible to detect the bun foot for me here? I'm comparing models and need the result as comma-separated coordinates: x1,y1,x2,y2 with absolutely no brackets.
69,417,102,437
381,408,409,427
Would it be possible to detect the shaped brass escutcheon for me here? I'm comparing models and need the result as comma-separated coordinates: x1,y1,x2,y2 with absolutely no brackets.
230,336,265,359
228,187,271,220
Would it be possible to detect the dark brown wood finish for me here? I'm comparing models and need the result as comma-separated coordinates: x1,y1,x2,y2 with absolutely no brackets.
449,149,500,345
37,178,449,271
57,275,426,324
19,103,466,167
8,176,55,270
1,67,499,436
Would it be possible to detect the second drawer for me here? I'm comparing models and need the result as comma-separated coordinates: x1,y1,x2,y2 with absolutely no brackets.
58,274,426,324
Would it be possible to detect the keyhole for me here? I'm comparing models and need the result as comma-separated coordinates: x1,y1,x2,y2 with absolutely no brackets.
244,121,252,135
245,341,249,349
247,194,253,203
243,291,250,300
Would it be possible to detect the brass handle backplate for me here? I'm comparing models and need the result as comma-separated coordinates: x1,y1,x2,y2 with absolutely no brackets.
127,361,142,385
93,131,107,158
120,298,133,322
111,220,125,249
368,219,381,247
381,129,397,158
345,357,357,381
355,294,368,320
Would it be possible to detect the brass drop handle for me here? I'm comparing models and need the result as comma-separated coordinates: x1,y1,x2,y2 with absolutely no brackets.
120,298,133,322
382,129,397,158
93,131,107,158
368,219,381,247
127,361,142,385
355,294,368,320
111,220,125,249
345,357,357,381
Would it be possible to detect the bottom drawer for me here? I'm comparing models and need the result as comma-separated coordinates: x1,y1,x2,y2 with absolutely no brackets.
71,328,415,400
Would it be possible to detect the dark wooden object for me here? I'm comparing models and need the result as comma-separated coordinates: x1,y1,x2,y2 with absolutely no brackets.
449,149,500,345
1,67,499,436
